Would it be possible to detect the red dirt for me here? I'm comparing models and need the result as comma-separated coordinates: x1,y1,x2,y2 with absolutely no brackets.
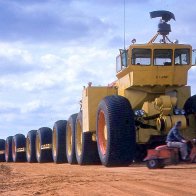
0,163,196,196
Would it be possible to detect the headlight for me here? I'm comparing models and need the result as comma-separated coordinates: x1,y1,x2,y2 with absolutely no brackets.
174,109,180,115
140,110,145,116
174,108,186,115
134,110,145,117
180,110,185,115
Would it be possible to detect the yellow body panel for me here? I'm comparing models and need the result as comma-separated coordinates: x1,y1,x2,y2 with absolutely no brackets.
82,87,117,132
137,128,160,143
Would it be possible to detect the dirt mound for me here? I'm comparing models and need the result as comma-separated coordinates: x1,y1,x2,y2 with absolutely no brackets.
0,163,195,196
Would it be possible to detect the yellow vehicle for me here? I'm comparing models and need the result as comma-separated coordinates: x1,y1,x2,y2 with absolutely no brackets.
2,10,196,167
75,10,196,166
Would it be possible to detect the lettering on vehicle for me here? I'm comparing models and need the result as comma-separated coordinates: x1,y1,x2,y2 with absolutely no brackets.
16,147,26,152
41,144,52,150
156,75,169,79
0,150,5,154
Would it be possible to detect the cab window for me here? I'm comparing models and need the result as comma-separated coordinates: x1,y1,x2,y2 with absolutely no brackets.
116,49,128,72
132,49,151,65
154,49,172,66
175,49,190,65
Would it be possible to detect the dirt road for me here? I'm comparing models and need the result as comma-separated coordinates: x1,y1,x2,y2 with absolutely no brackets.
0,163,195,196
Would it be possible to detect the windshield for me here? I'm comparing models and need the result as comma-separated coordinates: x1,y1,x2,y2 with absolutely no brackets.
154,49,172,66
175,49,190,65
132,49,151,65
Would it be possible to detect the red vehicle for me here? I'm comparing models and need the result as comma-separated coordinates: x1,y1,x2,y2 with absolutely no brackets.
144,139,196,169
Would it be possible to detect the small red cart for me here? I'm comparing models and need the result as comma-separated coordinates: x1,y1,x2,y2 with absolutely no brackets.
144,139,196,169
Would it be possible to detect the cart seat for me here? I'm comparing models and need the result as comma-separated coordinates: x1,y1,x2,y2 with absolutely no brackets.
155,145,178,151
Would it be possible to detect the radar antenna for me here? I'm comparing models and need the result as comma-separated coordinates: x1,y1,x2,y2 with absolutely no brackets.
148,10,175,44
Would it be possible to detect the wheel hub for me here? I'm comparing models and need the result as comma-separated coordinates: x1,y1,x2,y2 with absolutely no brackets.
76,120,82,156
98,110,108,155
52,128,57,157
67,124,72,156
26,137,31,160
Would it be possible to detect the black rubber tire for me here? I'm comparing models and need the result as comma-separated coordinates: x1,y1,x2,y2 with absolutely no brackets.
146,159,165,169
75,112,100,165
36,127,53,163
184,95,196,115
5,136,13,162
26,130,37,163
52,120,67,163
96,95,136,167
12,134,26,162
66,113,78,164
0,139,5,162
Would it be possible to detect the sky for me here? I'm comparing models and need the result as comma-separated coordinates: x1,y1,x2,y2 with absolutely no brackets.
0,0,196,139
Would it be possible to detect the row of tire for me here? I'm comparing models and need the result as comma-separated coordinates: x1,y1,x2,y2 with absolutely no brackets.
0,113,99,165
0,96,136,166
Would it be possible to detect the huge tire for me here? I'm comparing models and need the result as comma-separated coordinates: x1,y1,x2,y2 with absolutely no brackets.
75,112,100,165
12,134,26,162
26,130,37,163
5,136,13,162
52,120,67,163
36,127,53,163
96,95,136,167
0,139,5,162
184,95,196,115
66,114,77,164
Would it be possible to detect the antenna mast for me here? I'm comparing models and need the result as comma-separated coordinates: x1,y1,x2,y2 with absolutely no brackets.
123,0,126,49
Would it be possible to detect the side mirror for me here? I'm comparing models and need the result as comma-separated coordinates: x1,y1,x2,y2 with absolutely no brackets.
116,49,128,72
192,49,196,66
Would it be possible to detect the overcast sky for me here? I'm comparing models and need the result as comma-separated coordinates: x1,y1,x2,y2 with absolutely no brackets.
0,0,196,139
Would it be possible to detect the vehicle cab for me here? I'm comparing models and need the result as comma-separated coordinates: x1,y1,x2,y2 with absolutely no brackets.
116,43,194,87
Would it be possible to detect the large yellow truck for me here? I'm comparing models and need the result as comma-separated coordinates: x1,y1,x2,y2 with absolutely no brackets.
1,10,196,167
